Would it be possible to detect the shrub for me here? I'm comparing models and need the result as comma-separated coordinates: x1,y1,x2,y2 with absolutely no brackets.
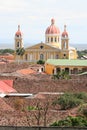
50,116,87,127
27,106,37,110
52,70,70,80
74,92,87,101
78,103,87,117
37,60,45,64
53,93,83,110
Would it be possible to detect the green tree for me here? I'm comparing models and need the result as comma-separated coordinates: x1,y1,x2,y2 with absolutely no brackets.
0,49,14,54
50,116,87,127
77,49,87,58
52,93,84,110
78,103,87,117
37,60,45,64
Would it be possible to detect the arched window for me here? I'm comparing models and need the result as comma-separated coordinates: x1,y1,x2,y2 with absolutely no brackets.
56,54,59,59
40,54,44,60
51,37,53,42
64,42,66,49
25,54,28,60
17,42,20,47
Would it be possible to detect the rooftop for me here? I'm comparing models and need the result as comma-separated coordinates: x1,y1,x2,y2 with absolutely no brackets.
46,59,87,67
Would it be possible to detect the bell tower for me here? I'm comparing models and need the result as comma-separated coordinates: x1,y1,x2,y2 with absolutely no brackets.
14,25,23,51
61,25,69,59
61,25,69,50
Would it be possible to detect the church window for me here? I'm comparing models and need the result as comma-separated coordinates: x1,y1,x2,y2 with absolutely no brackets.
25,54,28,60
56,54,59,59
64,54,66,56
51,37,53,42
40,54,44,60
40,45,44,49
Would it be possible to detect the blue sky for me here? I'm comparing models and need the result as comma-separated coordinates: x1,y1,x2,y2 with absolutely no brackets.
0,0,87,48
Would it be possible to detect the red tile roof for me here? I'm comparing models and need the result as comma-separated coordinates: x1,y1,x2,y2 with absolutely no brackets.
17,68,35,75
0,80,16,93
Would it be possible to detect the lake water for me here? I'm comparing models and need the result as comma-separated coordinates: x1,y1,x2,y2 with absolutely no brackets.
70,44,87,50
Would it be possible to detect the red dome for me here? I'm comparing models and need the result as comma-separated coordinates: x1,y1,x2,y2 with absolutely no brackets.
62,25,68,37
62,31,68,37
15,25,22,36
45,18,60,34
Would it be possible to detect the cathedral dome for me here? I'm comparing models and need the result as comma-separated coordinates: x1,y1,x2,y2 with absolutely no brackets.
62,25,68,37
45,18,60,34
15,25,22,36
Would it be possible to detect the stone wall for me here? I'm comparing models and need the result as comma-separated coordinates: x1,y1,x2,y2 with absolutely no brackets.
0,126,87,130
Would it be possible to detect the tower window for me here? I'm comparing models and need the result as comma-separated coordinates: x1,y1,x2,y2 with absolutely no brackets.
17,42,20,47
17,35,19,37
64,42,66,49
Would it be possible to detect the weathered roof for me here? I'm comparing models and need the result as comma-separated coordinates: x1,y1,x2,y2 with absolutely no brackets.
46,59,87,67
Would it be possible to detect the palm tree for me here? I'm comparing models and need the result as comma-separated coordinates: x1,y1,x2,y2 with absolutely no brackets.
16,48,25,56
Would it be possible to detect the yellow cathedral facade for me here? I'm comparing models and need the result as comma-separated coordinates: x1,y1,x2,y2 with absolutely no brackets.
14,18,77,62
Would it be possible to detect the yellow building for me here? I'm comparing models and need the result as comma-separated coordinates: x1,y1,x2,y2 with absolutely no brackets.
14,19,77,62
45,59,87,75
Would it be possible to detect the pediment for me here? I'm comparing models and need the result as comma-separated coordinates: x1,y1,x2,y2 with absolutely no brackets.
26,43,60,50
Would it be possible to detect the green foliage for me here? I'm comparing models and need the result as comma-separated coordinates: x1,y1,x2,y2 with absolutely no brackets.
50,116,87,127
52,70,70,80
77,49,87,58
27,105,43,111
27,106,37,110
52,93,86,110
0,49,14,54
37,60,45,64
16,48,25,56
74,92,87,101
79,103,87,117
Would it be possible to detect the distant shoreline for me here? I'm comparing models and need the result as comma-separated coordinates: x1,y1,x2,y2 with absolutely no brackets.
70,44,87,50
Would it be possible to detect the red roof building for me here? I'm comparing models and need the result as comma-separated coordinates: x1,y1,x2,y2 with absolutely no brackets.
0,80,16,93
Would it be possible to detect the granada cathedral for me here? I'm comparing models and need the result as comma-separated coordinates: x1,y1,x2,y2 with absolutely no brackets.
14,18,77,62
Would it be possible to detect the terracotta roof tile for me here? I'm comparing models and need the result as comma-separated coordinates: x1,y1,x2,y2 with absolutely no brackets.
17,69,36,75
0,80,16,93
